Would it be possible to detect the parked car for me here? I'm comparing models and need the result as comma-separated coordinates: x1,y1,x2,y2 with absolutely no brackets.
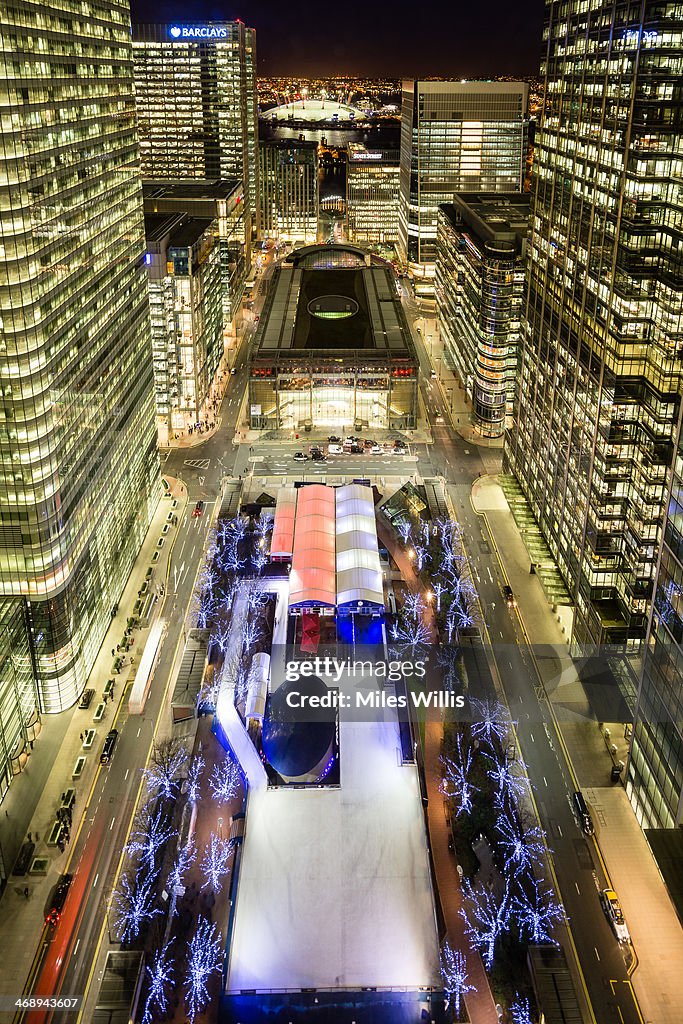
45,874,73,927
311,451,327,462
100,729,119,765
349,444,364,454
369,443,383,454
293,451,308,462
327,444,343,455
192,500,204,518
600,888,630,943
328,435,341,443
573,790,594,835
503,584,516,607
309,445,323,454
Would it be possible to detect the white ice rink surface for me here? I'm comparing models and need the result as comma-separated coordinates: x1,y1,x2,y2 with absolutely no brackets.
226,710,440,991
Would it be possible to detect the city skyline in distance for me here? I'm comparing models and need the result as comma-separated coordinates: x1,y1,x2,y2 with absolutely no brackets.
129,0,545,77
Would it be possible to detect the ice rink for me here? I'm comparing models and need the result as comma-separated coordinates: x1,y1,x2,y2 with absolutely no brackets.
226,707,440,991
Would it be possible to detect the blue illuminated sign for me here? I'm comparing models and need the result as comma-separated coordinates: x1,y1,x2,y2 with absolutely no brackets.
168,25,228,39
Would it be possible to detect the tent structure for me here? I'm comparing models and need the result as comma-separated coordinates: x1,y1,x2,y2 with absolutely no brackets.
271,486,297,561
335,484,384,611
289,485,336,608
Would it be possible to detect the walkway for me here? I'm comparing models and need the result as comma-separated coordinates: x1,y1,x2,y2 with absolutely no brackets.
472,474,683,1024
0,479,187,998
377,513,499,1024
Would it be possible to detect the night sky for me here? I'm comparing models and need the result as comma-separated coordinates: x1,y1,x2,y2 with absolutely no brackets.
129,0,545,78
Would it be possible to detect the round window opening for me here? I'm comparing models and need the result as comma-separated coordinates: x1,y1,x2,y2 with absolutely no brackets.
308,295,359,320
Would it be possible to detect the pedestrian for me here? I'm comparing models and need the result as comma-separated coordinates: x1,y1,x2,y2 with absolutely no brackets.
80,732,83,742
27,832,31,843
4,810,8,819
111,648,115,658
116,644,120,653
24,887,29,900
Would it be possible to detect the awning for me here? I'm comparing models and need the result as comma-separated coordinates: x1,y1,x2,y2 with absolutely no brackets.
289,485,336,608
335,484,384,610
271,486,297,561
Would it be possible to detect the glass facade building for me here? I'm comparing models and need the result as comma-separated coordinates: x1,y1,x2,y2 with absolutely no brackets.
145,214,224,440
505,0,683,651
398,81,528,292
0,601,39,803
629,417,683,829
132,23,260,233
436,196,529,437
346,145,401,247
259,140,318,244
0,0,160,712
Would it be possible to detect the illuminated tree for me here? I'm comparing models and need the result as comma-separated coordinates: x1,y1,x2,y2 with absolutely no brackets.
242,617,263,653
470,697,511,749
513,878,564,944
200,833,234,893
186,755,204,804
209,753,242,805
112,868,161,944
460,877,512,971
251,547,269,574
184,916,224,1022
440,733,476,817
168,837,196,896
403,590,426,622
254,512,273,538
126,805,176,869
141,940,174,1024
395,517,413,544
494,813,546,877
486,754,530,807
440,942,475,1018
143,740,188,800
390,617,431,651
510,994,534,1024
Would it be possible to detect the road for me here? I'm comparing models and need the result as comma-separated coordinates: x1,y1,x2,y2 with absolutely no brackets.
16,258,643,1024
18,505,214,1024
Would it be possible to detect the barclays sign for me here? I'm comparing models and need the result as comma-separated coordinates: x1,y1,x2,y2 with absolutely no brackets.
168,25,229,39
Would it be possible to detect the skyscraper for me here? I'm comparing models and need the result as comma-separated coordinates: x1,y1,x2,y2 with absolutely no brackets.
398,81,528,293
0,0,160,712
346,145,401,247
505,1,683,652
132,22,260,233
260,140,319,244
436,195,529,437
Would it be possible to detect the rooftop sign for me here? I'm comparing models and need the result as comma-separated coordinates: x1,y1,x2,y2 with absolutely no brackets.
168,25,228,39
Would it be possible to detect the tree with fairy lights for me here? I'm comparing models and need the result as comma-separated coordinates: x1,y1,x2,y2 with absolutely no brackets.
486,753,530,807
186,755,204,804
168,837,196,897
112,868,161,944
141,940,174,1024
200,833,234,893
513,878,564,944
469,696,511,749
126,805,176,870
390,617,431,651
209,753,242,804
494,813,546,876
143,740,188,801
184,916,224,1022
440,942,476,1018
510,994,534,1024
460,877,512,971
440,733,476,817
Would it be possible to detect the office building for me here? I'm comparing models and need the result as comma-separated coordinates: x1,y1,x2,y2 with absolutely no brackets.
505,0,683,653
0,602,40,804
260,140,319,244
249,245,418,432
145,214,224,442
132,22,260,232
0,1,160,712
143,179,250,348
436,195,529,437
398,81,528,292
629,421,683,828
346,144,401,247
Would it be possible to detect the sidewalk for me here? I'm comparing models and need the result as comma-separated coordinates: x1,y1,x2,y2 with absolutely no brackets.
377,516,500,1024
0,479,188,999
471,474,683,1024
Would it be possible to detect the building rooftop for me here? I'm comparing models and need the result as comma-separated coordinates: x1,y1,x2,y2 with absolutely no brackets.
264,98,367,122
226,693,440,992
143,179,241,201
261,138,318,151
254,247,416,358
441,193,531,249
143,213,214,249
